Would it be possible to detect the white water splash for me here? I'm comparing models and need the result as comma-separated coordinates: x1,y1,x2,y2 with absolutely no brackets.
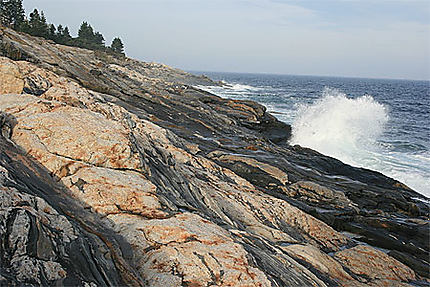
291,88,389,164
291,88,430,197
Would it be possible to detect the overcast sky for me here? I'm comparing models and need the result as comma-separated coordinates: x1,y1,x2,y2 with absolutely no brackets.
23,0,430,80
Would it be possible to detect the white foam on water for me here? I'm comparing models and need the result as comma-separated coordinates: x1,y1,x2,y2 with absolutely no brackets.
226,83,263,92
291,88,430,197
291,88,389,163
195,83,262,100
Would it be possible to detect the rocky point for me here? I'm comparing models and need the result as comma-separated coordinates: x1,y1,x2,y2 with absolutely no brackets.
0,27,429,286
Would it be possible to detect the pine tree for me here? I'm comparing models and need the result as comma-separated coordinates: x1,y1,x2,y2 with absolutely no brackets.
0,0,25,29
28,9,48,37
63,26,71,39
56,24,63,36
56,24,65,43
48,23,56,40
110,37,124,55
28,8,40,34
55,24,72,45
77,21,94,41
77,21,106,50
93,31,104,47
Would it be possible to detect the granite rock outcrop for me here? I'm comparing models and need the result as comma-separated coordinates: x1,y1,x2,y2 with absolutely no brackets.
1,27,428,286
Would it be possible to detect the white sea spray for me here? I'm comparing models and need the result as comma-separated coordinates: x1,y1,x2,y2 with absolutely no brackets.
291,88,430,197
291,88,389,165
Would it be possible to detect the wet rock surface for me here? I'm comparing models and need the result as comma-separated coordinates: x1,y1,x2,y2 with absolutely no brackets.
1,27,429,286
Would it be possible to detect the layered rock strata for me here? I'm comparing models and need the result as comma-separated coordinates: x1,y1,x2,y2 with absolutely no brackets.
0,27,429,286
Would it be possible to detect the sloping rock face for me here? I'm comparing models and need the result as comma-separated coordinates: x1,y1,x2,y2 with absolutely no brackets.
0,27,429,286
0,137,142,286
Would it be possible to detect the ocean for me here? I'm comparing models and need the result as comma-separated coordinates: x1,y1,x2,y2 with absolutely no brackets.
195,72,430,197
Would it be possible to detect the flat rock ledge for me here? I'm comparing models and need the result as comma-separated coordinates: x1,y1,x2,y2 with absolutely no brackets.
0,27,429,287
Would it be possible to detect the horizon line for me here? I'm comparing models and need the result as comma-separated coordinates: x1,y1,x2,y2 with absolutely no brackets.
187,69,430,82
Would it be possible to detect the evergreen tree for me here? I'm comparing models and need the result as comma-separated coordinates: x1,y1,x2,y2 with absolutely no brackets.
28,9,48,37
77,21,105,50
63,26,71,39
17,18,29,32
93,31,104,46
28,8,40,34
48,23,56,40
55,24,72,45
110,37,124,55
0,0,25,29
56,24,63,36
40,10,47,25
77,21,93,41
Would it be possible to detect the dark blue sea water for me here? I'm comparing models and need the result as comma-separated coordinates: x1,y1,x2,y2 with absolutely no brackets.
195,72,430,197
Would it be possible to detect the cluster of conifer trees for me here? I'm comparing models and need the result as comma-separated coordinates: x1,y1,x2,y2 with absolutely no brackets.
0,0,125,55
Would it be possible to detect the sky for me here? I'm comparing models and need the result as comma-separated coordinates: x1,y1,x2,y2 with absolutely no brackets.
23,0,430,80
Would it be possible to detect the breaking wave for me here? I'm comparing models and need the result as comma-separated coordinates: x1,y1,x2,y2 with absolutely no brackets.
291,88,389,164
291,88,430,196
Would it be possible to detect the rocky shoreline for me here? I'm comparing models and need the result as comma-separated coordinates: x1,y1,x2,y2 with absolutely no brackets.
0,27,429,286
